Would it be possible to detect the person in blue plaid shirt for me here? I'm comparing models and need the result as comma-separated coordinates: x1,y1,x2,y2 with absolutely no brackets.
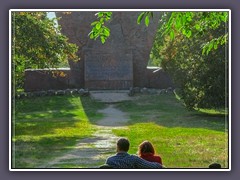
105,138,163,169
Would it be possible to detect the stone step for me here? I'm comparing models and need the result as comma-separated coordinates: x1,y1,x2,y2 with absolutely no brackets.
89,91,133,103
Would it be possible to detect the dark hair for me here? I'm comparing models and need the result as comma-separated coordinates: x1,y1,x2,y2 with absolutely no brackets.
117,138,130,152
138,140,155,156
99,164,113,169
209,163,221,169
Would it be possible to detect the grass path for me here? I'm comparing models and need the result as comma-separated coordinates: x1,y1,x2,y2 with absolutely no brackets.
40,104,128,168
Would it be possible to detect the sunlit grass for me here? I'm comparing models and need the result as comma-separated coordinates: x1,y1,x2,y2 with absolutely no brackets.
114,94,228,168
12,95,106,168
197,108,228,115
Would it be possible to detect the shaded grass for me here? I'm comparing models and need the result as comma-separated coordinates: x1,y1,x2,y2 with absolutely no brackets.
116,94,227,132
113,94,228,168
12,95,106,168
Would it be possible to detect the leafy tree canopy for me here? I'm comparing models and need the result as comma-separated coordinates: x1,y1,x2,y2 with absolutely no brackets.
12,12,79,89
89,11,228,55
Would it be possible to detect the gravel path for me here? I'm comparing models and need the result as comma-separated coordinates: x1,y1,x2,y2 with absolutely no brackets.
41,104,129,168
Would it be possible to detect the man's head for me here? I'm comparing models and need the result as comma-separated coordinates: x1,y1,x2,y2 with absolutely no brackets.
116,138,130,152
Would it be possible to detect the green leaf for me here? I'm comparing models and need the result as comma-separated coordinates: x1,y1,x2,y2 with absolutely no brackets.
97,12,103,18
175,16,182,30
195,24,201,30
187,16,192,22
89,32,94,39
209,42,213,50
220,13,228,22
182,29,186,35
137,12,145,24
91,21,98,26
202,46,207,55
186,30,192,38
145,15,150,27
103,28,110,37
100,36,106,44
170,30,175,40
96,23,101,30
182,15,187,25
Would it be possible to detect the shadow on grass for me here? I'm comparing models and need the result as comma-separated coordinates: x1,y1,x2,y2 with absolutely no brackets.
14,134,113,168
114,94,228,132
15,118,79,136
13,95,97,168
13,135,84,168
14,95,88,136
79,96,107,124
15,95,82,113
16,110,78,121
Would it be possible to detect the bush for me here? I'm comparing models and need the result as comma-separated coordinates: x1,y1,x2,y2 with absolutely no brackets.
151,14,228,109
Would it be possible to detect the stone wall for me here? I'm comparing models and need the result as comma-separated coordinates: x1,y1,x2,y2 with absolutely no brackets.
24,67,174,91
24,69,72,92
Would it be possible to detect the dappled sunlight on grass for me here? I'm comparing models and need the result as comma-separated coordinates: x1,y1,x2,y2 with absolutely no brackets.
13,95,105,168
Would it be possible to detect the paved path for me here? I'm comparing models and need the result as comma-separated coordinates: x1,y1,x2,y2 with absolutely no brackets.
90,90,134,103
41,104,129,168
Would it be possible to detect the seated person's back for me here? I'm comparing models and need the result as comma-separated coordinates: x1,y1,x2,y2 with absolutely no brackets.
106,138,162,169
138,140,163,165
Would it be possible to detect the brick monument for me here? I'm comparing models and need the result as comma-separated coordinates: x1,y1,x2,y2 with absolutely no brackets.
56,11,160,90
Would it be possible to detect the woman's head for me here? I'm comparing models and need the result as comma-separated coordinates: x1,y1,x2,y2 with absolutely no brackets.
138,140,155,155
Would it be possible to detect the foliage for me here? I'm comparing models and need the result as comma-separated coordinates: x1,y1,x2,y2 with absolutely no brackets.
137,12,154,27
151,12,228,109
162,12,228,55
12,12,79,89
88,12,112,44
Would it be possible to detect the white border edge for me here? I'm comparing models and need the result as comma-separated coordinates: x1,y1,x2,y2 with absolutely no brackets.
9,9,12,171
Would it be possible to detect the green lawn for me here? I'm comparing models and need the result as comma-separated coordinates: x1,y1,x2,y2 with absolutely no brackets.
113,94,228,168
12,93,228,169
12,95,106,168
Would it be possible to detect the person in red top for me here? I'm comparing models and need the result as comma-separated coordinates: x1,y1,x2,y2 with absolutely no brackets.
137,140,163,165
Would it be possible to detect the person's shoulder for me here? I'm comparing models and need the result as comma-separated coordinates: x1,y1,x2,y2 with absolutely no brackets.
156,156,162,162
130,154,140,159
106,155,116,162
154,155,161,159
130,154,138,157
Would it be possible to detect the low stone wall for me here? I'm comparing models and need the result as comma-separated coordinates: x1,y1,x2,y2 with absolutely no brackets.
16,87,175,100
16,88,89,99
24,67,174,92
24,69,73,92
